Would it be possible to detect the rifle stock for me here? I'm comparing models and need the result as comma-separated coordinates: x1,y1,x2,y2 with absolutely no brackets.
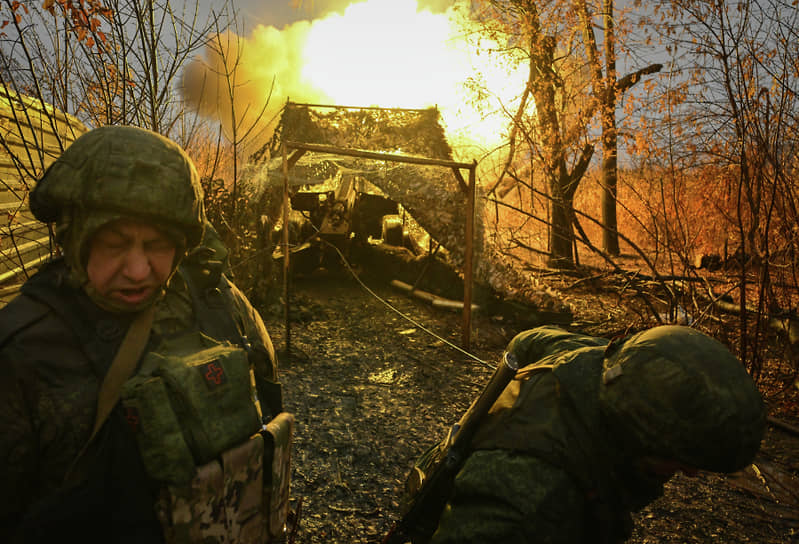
383,351,519,544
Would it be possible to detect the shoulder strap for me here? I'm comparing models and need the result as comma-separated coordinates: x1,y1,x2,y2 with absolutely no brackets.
90,304,157,439
64,304,156,486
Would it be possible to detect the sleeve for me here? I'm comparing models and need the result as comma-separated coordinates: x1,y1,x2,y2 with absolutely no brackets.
0,349,39,541
430,450,587,544
224,278,283,417
506,326,608,367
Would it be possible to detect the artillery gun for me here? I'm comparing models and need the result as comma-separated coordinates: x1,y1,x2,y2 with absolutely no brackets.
275,172,416,273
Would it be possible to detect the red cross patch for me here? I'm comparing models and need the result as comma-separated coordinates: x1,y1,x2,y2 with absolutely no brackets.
199,360,228,389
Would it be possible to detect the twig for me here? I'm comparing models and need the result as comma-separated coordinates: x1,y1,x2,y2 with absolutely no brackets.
767,415,799,437
564,272,609,290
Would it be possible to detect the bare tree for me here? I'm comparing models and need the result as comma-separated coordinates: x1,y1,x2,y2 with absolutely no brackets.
199,16,273,216
574,0,662,256
1,0,226,148
475,0,596,268
472,0,664,268
660,0,799,376
177,12,278,301
0,0,232,297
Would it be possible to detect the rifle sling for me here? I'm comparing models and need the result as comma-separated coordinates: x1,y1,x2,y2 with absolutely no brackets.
63,304,157,487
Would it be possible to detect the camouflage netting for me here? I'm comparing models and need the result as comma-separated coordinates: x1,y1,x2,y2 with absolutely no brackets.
242,103,569,315
252,103,454,162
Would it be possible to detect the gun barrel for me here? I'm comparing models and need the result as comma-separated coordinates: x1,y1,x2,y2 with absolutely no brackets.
447,351,519,450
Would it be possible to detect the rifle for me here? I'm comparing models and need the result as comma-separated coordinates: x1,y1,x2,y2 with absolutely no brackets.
383,351,519,544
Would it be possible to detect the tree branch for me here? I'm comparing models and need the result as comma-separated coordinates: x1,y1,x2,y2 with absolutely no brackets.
617,63,663,93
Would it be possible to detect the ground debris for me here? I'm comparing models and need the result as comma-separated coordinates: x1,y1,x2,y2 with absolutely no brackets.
265,272,799,544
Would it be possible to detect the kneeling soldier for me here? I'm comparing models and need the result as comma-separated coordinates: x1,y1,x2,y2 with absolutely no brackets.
397,325,765,544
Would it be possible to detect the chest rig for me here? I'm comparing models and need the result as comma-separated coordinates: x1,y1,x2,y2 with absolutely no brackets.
20,258,292,544
127,262,292,544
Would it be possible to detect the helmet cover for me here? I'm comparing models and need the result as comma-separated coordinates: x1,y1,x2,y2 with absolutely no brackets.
599,326,765,472
30,125,206,260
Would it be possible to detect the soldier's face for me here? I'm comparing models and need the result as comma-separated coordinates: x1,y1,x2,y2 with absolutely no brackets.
86,219,176,309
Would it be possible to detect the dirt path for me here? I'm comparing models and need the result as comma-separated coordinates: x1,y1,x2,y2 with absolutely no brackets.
261,271,799,544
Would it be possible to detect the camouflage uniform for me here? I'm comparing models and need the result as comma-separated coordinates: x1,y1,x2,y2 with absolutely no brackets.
410,325,765,544
0,126,284,543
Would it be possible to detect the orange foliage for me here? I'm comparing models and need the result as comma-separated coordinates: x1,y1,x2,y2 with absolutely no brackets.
487,162,749,271
576,164,742,262
41,0,112,49
1,0,27,29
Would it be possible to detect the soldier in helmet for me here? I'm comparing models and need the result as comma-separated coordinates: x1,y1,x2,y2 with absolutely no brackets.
0,126,290,543
401,325,766,544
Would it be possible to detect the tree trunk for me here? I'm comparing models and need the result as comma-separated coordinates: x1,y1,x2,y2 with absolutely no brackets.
600,0,621,256
548,175,576,268
530,36,578,269
601,106,620,255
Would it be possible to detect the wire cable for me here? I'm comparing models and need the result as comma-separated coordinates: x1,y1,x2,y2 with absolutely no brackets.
317,237,495,369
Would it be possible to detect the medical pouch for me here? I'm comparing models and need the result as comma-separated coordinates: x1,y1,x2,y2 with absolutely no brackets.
121,376,196,484
121,331,263,484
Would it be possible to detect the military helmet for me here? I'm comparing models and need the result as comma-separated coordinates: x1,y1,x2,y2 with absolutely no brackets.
30,125,206,251
599,326,765,472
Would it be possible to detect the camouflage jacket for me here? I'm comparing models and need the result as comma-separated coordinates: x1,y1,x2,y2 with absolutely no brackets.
0,258,280,543
425,324,764,544
426,327,637,544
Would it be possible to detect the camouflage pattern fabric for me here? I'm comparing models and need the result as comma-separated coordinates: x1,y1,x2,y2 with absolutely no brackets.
156,434,267,544
28,125,207,312
408,325,766,544
128,272,288,541
29,125,205,251
264,412,294,541
430,450,587,544
0,259,283,542
154,414,294,544
0,125,287,542
599,325,765,472
122,332,263,484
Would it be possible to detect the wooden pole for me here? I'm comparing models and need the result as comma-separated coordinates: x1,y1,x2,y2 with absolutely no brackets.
281,143,291,358
462,162,477,350
286,101,432,113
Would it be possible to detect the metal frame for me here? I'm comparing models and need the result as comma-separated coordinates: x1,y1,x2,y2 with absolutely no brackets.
280,138,478,353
